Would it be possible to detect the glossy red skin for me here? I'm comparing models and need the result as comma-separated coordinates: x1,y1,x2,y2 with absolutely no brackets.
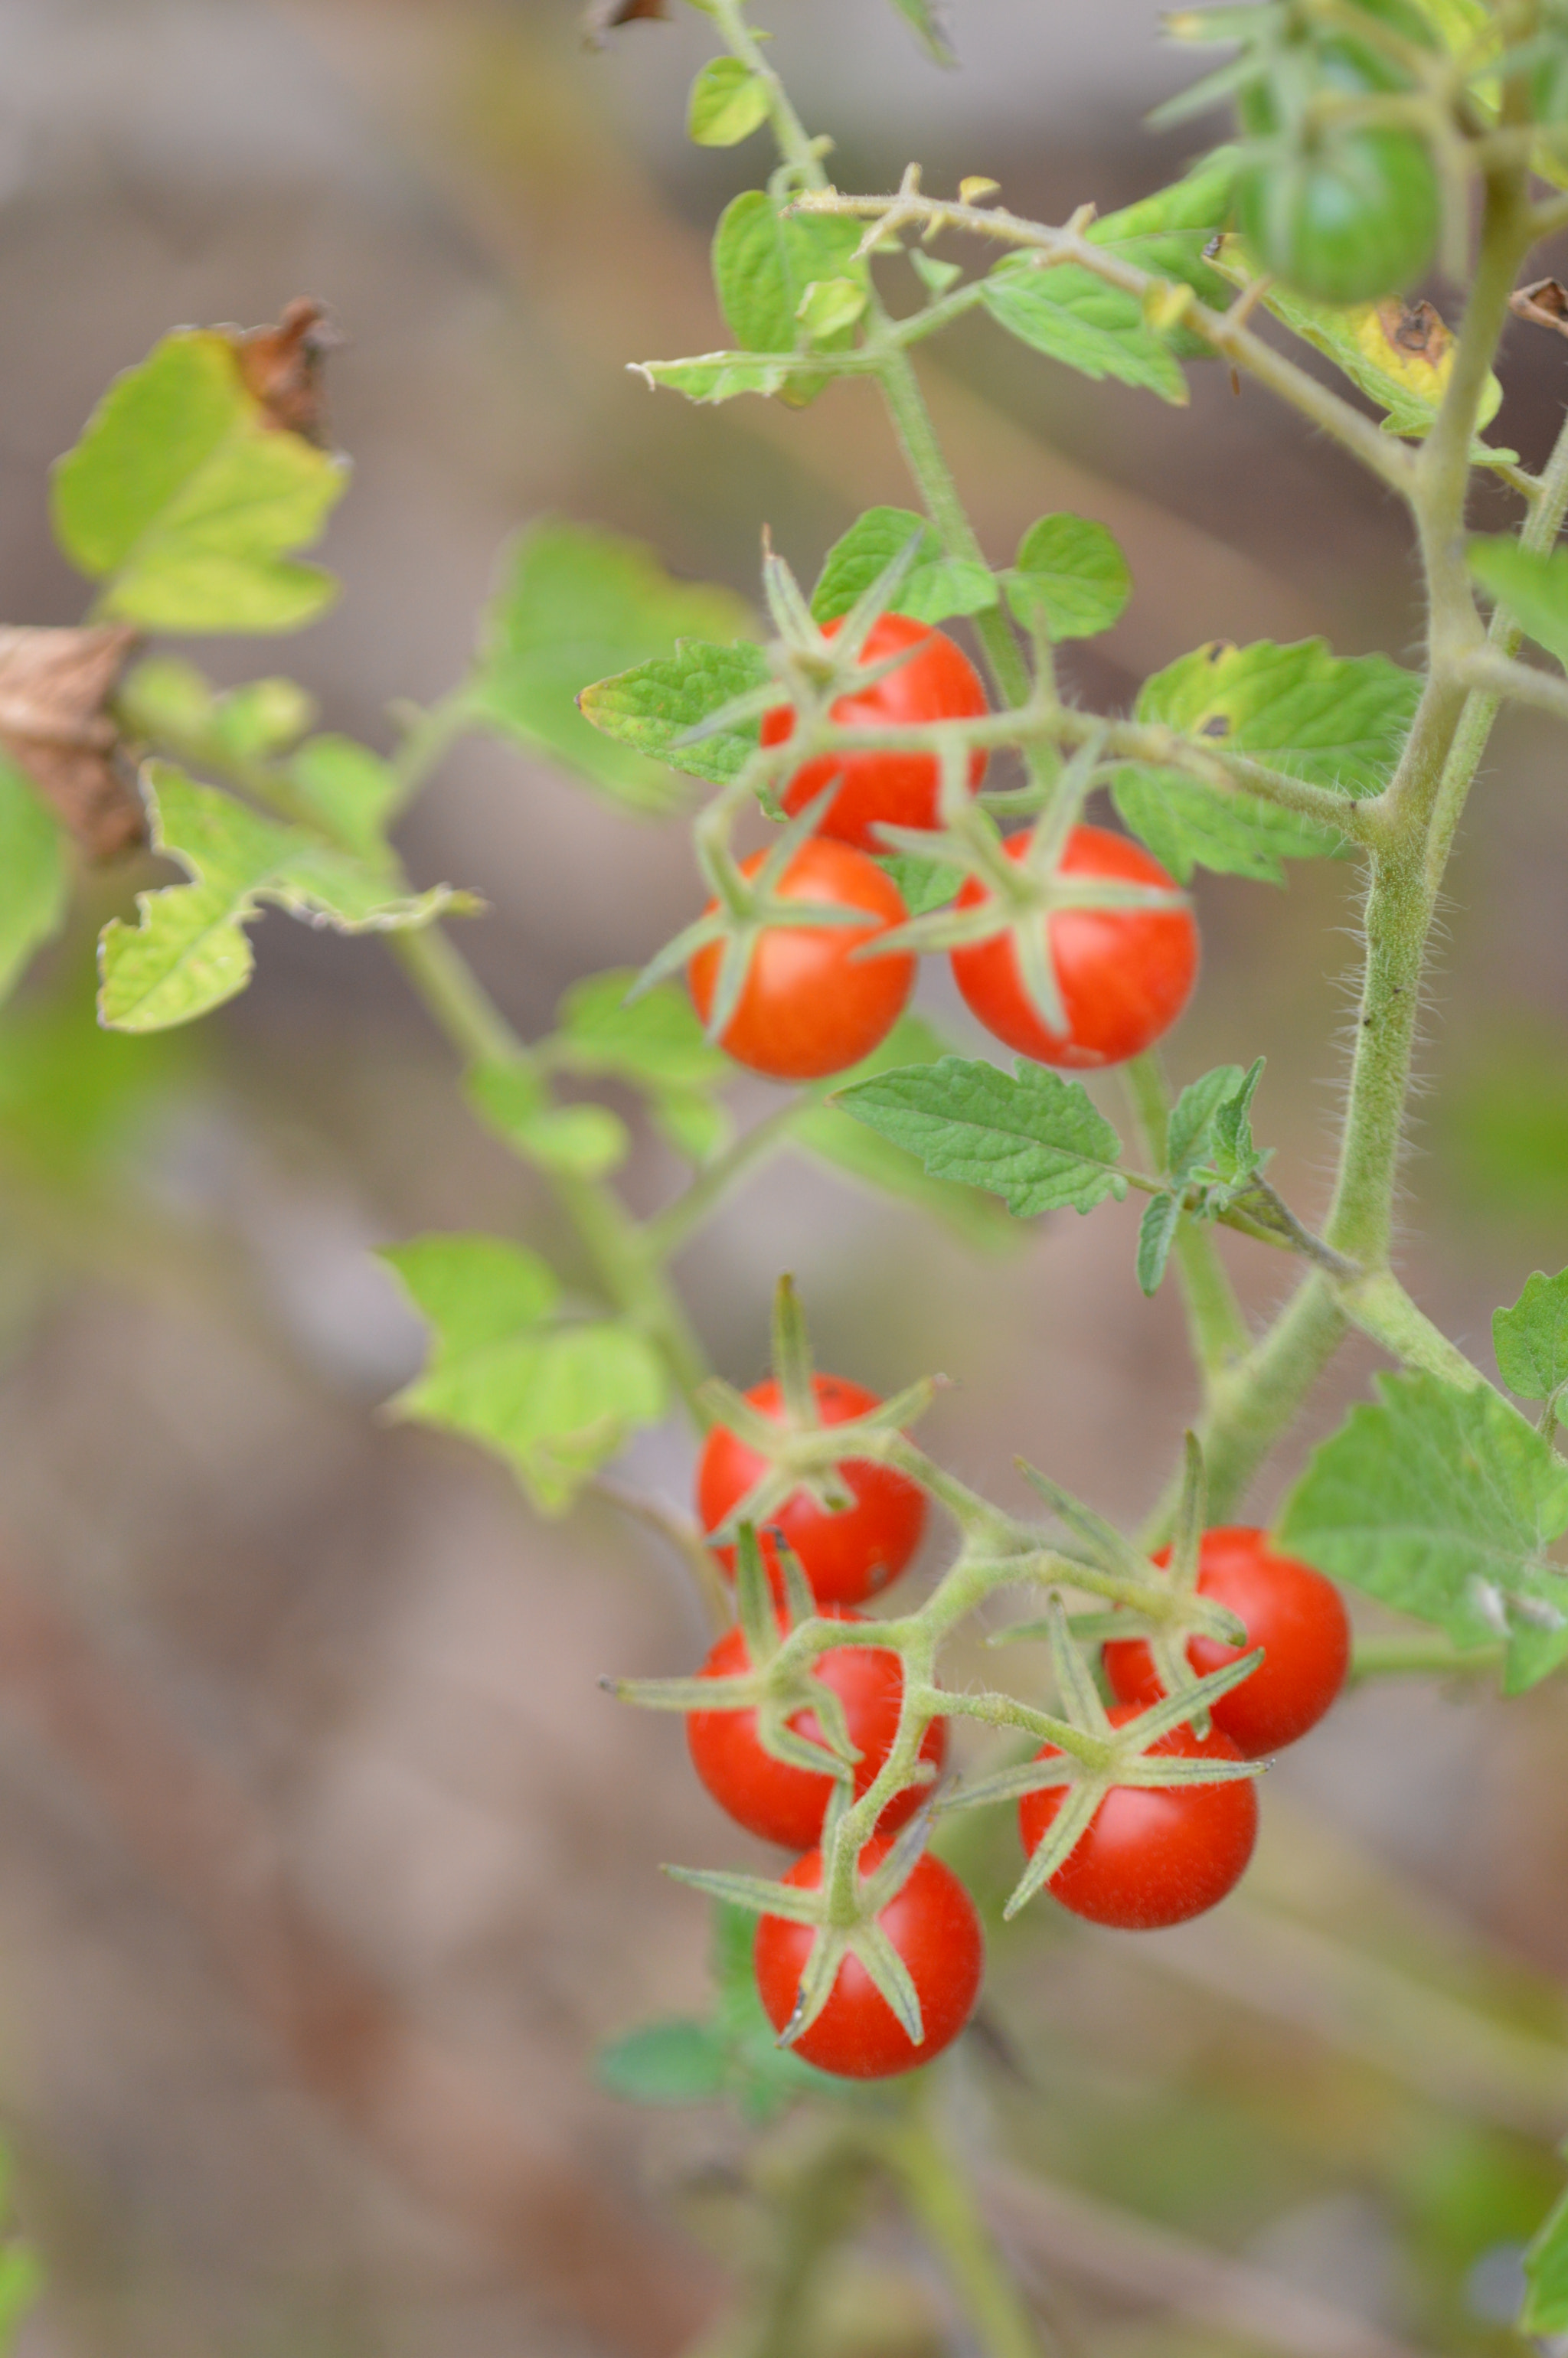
755,1840,984,2078
1019,1703,1256,1931
687,1612,948,1849
1103,1526,1351,1759
688,838,913,1081
949,824,1198,1070
697,1373,927,1608
764,613,990,851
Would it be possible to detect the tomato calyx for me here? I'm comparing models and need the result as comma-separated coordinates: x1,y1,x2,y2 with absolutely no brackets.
697,1275,939,1540
949,1594,1265,1919
668,1800,945,2054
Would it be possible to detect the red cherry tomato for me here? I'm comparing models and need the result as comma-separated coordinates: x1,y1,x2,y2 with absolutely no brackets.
687,1612,947,1849
697,1373,926,1607
1103,1526,1351,1758
949,823,1198,1069
688,838,913,1081
755,1840,983,2078
764,612,990,852
1018,1703,1256,1930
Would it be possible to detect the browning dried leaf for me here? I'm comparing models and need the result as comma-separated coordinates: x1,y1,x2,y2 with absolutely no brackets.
232,298,338,443
1511,278,1568,341
1376,296,1451,367
583,0,669,44
0,625,143,860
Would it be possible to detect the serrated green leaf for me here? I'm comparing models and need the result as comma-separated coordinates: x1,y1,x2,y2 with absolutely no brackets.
812,507,998,629
381,1233,667,1514
1522,2183,1568,2333
832,1053,1126,1218
1116,637,1418,881
0,755,68,1008
289,733,403,867
469,521,753,814
982,258,1188,404
554,967,731,1092
466,1062,629,1178
634,351,802,404
687,56,771,146
577,638,771,785
793,1018,1020,1249
1006,513,1131,642
596,2019,729,2104
712,191,869,407
1168,1063,1248,1180
1279,1372,1568,1693
98,766,466,1034
1086,152,1238,359
1468,537,1568,669
1494,1269,1568,1403
1137,1192,1181,1295
52,328,345,632
885,0,956,64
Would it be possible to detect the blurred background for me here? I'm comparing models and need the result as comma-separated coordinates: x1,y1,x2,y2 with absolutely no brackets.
1,0,1567,2350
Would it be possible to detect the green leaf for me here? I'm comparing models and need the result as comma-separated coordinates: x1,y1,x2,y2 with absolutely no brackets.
795,277,869,341
811,506,998,629
552,968,730,1094
981,258,1188,404
687,57,771,147
577,638,772,786
632,352,802,405
98,766,466,1034
793,1019,1021,1250
1168,1063,1250,1180
831,1052,1126,1218
289,734,403,867
1467,537,1568,668
1116,637,1418,881
211,676,315,759
0,756,68,1008
1086,153,1238,361
1279,1372,1568,1695
877,855,962,916
381,1234,668,1514
1522,2183,1568,2334
1136,1192,1182,1295
469,521,754,814
709,1903,840,2120
52,329,345,632
1006,514,1131,642
712,191,869,401
596,2019,729,2104
884,0,956,65
466,1062,629,1179
1494,1269,1568,1403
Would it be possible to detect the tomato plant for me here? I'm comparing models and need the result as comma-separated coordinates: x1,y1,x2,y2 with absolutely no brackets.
697,1372,927,1604
754,1842,984,2079
1018,1706,1259,1932
765,612,989,849
949,825,1198,1070
1104,1526,1352,1756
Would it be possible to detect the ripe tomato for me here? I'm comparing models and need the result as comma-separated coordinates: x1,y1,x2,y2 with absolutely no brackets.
949,824,1197,1069
687,1612,947,1849
687,838,913,1081
764,612,989,851
1103,1526,1351,1758
755,1840,983,2078
1018,1704,1256,1930
697,1373,926,1607
1235,130,1440,308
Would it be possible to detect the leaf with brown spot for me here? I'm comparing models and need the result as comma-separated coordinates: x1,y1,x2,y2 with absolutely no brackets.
230,299,338,444
1511,279,1568,341
583,0,668,44
0,625,143,860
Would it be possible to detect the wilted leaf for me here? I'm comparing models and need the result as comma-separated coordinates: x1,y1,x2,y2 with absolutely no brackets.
0,624,142,858
230,297,336,443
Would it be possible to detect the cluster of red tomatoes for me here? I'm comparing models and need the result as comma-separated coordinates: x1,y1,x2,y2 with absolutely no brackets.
682,1372,1351,2079
687,615,1200,1079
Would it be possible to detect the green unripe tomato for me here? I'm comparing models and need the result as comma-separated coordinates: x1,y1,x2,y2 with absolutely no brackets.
1236,126,1440,305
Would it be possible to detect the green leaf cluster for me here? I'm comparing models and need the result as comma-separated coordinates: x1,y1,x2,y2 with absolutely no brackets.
381,1234,668,1514
468,521,756,813
1280,1373,1568,1695
1117,636,1419,880
1135,1061,1268,1295
52,329,346,632
710,190,869,407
